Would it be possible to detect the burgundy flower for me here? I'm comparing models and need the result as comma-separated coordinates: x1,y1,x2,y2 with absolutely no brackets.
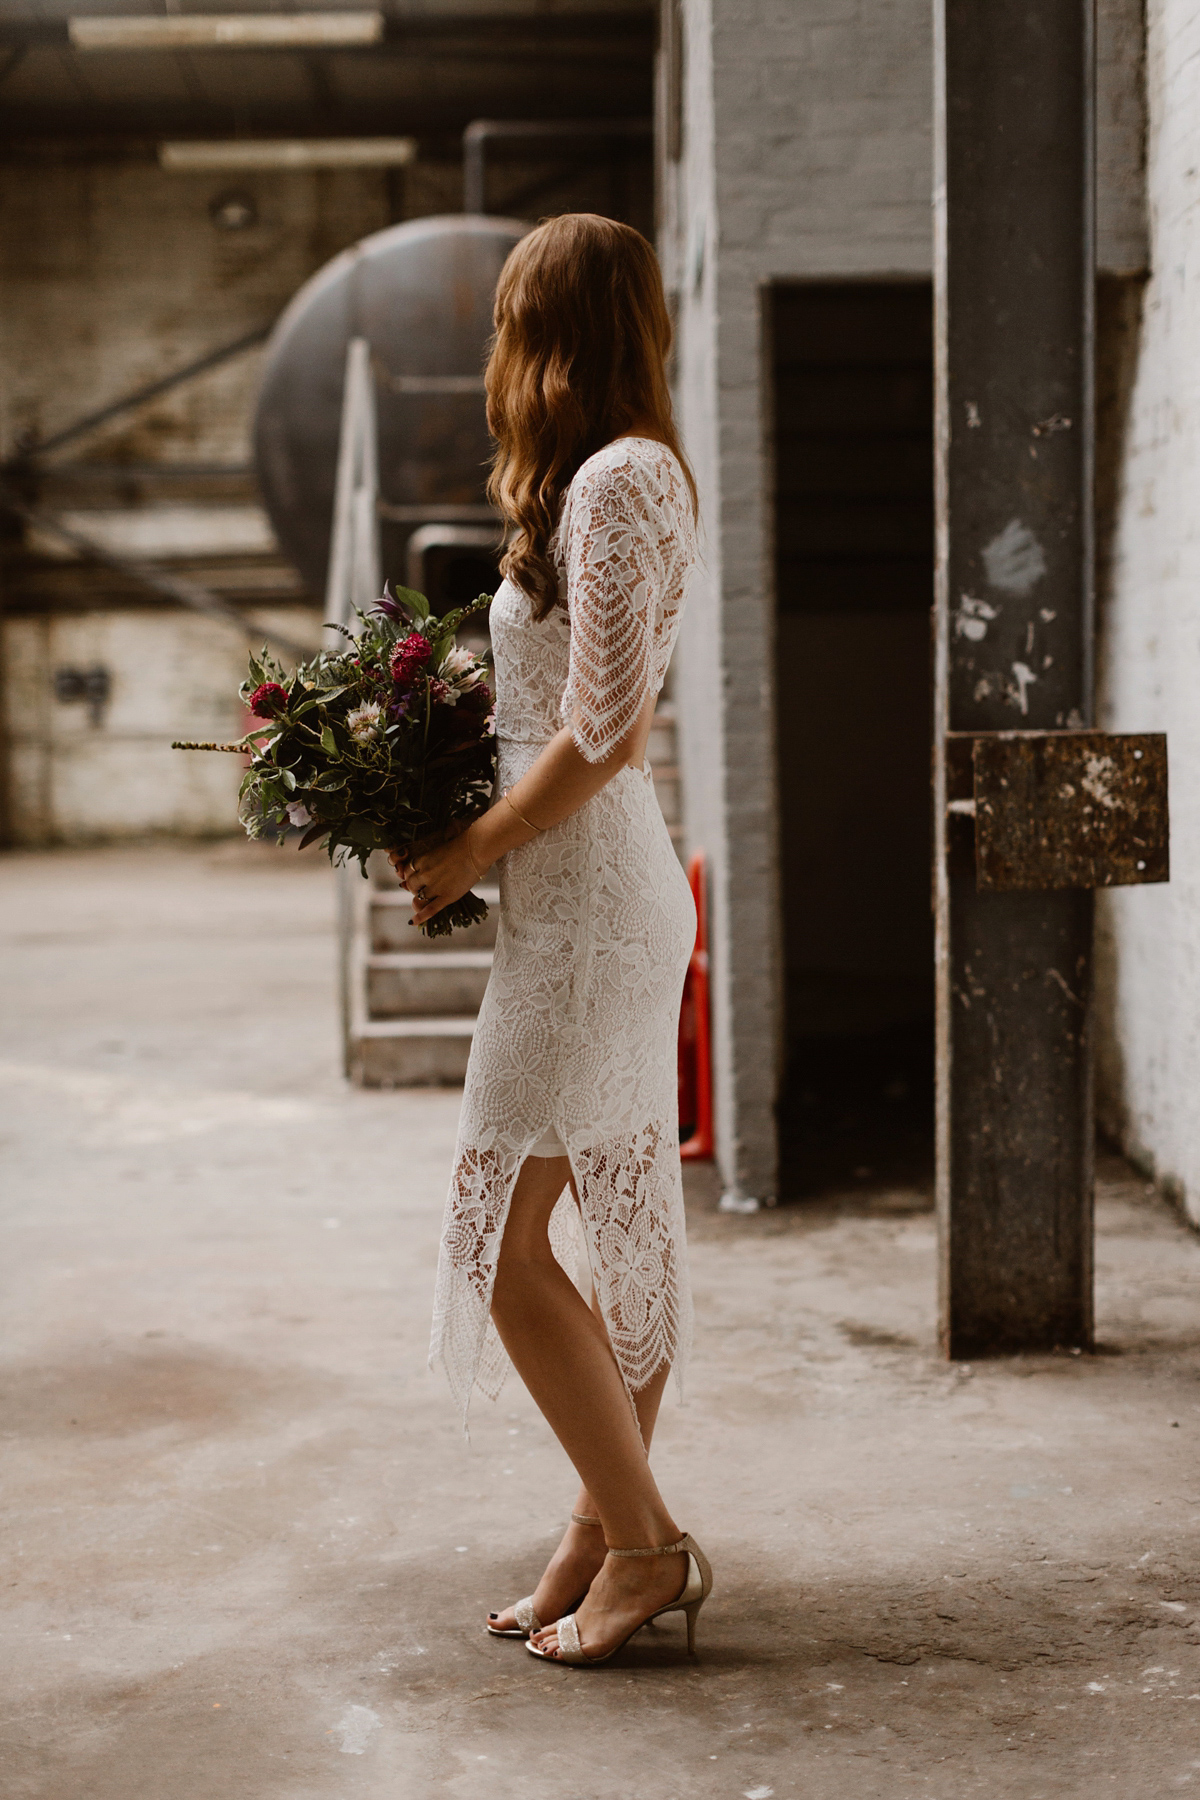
248,681,289,718
460,682,492,713
389,633,432,685
429,677,450,704
369,581,411,625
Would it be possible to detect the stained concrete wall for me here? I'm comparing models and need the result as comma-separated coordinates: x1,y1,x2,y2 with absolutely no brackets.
1096,0,1200,1224
0,155,389,842
665,0,1148,1201
0,156,390,464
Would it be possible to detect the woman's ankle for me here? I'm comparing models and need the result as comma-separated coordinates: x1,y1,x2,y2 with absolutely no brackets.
601,1517,682,1553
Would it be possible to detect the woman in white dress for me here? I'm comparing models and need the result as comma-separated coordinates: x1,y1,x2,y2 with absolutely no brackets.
394,214,711,1666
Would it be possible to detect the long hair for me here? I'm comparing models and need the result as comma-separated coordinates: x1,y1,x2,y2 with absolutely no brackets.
485,213,697,621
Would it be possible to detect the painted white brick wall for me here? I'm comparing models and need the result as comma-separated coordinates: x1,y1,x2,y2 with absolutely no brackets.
3,605,325,843
1096,0,1200,1223
667,0,1147,1200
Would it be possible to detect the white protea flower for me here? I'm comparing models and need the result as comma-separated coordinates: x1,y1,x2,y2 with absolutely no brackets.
346,702,384,743
440,645,488,690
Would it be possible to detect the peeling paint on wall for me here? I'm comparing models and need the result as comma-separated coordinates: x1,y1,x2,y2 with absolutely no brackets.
982,519,1048,595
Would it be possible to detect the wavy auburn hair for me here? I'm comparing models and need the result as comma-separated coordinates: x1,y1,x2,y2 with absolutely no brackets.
485,213,697,620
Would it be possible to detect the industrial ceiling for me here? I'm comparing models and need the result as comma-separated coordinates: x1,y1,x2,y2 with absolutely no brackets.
0,3,654,144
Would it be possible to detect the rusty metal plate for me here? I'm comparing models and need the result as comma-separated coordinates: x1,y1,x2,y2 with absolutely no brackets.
970,732,1169,891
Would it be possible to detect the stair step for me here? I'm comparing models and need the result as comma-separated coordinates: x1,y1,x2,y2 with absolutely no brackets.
347,1015,476,1087
370,887,500,951
366,949,493,1017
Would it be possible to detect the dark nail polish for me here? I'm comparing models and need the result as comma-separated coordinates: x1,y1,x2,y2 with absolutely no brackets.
488,1612,498,1620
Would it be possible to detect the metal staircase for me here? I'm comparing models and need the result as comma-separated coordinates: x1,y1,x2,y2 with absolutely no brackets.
343,863,498,1085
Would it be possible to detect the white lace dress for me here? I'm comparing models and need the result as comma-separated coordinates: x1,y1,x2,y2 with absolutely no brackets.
429,437,699,1425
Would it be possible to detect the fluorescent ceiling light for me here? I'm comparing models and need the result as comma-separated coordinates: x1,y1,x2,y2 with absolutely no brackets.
70,13,383,51
160,138,416,172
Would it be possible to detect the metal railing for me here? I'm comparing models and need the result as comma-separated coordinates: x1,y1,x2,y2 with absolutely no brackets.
324,337,381,632
326,338,382,1071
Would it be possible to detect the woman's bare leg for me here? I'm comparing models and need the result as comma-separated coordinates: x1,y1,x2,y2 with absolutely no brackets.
488,1153,686,1656
487,1279,670,1632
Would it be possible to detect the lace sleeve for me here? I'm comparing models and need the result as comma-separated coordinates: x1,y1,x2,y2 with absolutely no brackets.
561,454,670,764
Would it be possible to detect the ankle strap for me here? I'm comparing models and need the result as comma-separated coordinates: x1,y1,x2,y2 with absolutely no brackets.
606,1534,688,1558
570,1512,602,1527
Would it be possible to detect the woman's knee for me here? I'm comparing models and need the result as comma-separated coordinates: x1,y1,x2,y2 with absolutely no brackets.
494,1226,555,1283
491,1237,557,1325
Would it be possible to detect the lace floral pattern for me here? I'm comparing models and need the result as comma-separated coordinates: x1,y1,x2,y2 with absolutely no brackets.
429,439,698,1424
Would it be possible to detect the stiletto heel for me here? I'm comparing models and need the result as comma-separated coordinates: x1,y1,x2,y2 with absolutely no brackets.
526,1533,713,1666
486,1513,603,1638
683,1598,702,1655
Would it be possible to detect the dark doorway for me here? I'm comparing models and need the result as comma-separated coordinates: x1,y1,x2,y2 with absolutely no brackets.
772,281,934,1196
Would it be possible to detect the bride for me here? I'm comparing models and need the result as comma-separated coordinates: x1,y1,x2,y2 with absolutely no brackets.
393,213,711,1667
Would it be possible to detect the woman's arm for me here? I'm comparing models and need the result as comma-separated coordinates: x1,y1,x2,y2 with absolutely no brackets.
394,687,655,928
398,454,665,926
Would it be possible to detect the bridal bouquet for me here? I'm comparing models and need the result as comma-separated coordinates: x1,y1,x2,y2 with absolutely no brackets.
174,584,496,937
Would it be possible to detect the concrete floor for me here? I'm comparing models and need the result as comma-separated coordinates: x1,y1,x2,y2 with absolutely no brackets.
3,840,1200,1800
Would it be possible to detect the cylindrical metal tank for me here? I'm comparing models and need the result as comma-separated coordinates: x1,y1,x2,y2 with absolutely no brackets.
253,215,526,595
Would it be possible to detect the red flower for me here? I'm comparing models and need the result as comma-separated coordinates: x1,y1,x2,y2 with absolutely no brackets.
460,682,491,713
389,633,432,686
248,681,289,718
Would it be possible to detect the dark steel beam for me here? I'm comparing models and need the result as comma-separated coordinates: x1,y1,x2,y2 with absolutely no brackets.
933,0,1096,1354
0,480,311,661
8,326,272,463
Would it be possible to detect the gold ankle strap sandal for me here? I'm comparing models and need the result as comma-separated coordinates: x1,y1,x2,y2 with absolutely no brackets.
485,1513,604,1638
526,1533,713,1666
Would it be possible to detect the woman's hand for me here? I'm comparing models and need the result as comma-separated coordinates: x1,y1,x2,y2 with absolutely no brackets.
389,823,480,928
386,692,660,926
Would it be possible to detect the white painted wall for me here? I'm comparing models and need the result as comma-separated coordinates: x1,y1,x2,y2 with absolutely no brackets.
3,607,325,843
665,0,1148,1200
1097,0,1200,1223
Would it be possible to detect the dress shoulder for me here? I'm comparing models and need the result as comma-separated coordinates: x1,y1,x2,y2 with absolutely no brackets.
558,438,693,570
567,436,685,510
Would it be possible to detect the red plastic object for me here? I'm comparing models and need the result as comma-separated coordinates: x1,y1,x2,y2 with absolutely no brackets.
678,851,713,1160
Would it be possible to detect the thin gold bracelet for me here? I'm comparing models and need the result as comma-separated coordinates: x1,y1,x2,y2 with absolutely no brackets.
465,820,487,881
502,788,543,834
